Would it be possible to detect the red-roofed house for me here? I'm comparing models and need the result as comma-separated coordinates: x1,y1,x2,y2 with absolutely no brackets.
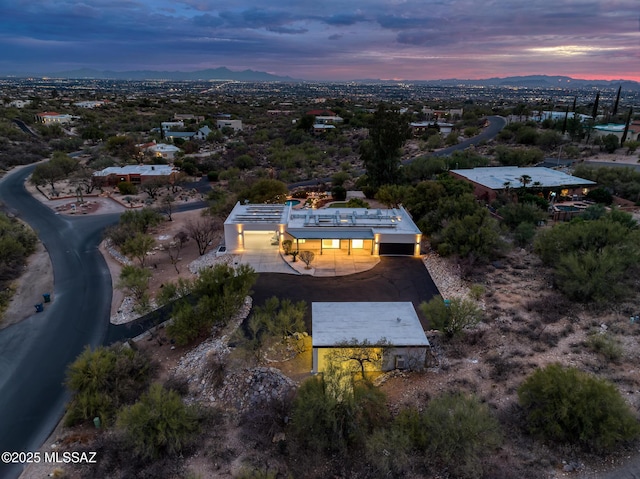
306,109,336,117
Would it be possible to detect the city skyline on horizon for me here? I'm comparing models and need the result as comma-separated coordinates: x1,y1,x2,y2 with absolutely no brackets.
2,0,639,83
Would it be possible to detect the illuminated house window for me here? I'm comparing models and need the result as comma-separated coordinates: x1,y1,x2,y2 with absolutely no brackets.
322,239,340,249
352,239,364,249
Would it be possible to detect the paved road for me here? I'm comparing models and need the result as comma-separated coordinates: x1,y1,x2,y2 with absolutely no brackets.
0,166,120,479
409,115,507,162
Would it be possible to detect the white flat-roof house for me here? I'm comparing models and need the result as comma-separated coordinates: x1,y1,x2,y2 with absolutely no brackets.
223,203,422,256
216,119,243,132
35,112,75,124
148,143,181,160
311,302,430,373
450,166,596,202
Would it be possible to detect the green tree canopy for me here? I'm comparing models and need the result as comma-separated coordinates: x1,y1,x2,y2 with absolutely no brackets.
519,364,640,452
117,384,201,460
360,103,410,188
238,178,288,204
65,344,154,426
534,213,639,302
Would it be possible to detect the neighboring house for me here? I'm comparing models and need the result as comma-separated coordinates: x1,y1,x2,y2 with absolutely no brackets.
306,109,336,117
161,121,185,131
8,99,31,108
35,112,75,124
174,113,204,122
92,165,178,187
216,119,243,132
314,115,343,125
193,125,212,140
312,123,336,134
163,131,195,141
311,302,430,374
267,110,295,116
534,111,592,123
74,100,107,108
422,107,463,120
450,166,596,203
147,143,181,160
223,203,422,256
593,123,638,142
163,125,212,141
410,121,454,136
629,121,640,142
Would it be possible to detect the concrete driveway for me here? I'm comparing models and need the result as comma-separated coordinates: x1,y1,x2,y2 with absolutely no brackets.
233,245,380,276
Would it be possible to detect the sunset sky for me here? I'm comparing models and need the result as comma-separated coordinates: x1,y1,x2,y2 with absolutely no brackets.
2,0,639,81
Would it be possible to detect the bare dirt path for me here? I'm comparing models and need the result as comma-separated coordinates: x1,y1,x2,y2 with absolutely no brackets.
0,242,54,330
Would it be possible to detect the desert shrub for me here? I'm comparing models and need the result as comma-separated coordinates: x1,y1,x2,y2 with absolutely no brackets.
513,221,537,247
433,208,505,261
420,295,483,338
163,375,190,397
75,431,185,479
344,197,369,208
534,215,640,303
65,344,154,426
248,296,306,343
167,264,256,345
498,202,546,230
586,187,613,205
518,364,640,452
585,332,623,362
117,181,137,195
288,369,389,458
117,384,201,460
298,250,315,269
119,207,164,234
602,133,619,153
0,213,38,313
420,393,502,478
468,283,485,301
331,184,347,201
362,427,413,478
282,239,292,254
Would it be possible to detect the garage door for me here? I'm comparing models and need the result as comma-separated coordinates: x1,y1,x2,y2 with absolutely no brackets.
243,231,277,249
379,243,414,255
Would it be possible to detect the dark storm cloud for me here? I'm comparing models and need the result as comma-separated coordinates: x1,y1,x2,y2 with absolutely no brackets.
1,0,638,81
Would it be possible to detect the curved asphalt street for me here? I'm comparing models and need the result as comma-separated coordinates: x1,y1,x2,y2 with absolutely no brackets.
0,165,120,479
423,115,506,160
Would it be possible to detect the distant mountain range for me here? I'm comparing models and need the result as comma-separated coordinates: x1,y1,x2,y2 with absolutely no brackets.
27,67,296,82
7,68,639,90
358,75,640,90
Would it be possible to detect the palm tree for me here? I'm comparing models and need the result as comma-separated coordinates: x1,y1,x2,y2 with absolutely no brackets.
519,175,532,189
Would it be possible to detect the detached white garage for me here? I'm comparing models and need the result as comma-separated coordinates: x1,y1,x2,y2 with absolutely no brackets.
311,302,430,374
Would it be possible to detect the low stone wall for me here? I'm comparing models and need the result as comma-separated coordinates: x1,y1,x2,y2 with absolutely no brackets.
422,252,470,300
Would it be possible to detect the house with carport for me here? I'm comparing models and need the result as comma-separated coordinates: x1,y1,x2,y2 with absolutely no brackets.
311,302,430,374
223,203,422,257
